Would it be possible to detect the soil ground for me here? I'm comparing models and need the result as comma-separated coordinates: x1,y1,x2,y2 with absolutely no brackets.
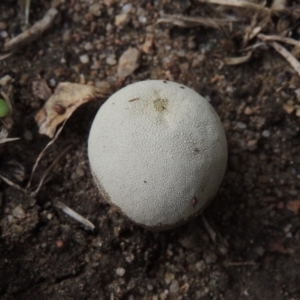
1,0,300,299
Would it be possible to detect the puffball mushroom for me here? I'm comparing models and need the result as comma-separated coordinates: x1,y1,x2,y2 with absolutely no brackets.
88,80,227,231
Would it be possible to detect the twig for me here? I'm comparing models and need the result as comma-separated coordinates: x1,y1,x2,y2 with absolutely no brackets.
0,173,25,192
30,145,71,197
201,214,217,243
26,120,67,190
224,52,252,65
53,200,95,231
156,14,235,29
0,137,20,144
4,8,58,52
25,0,31,27
0,53,13,61
197,0,270,12
228,261,256,266
258,33,300,48
269,41,300,77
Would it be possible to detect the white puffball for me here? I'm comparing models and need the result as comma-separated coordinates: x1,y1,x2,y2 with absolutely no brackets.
88,80,227,230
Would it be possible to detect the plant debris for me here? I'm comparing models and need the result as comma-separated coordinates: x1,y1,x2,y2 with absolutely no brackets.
156,14,235,29
4,8,58,52
26,120,67,190
29,145,71,197
268,42,300,77
35,82,111,138
197,0,270,11
224,52,252,65
32,79,52,101
53,200,95,231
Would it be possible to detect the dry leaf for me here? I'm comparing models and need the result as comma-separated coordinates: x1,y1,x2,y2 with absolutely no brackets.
32,79,52,100
35,82,111,138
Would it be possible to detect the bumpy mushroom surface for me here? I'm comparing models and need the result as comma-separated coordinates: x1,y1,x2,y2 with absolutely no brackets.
88,80,227,230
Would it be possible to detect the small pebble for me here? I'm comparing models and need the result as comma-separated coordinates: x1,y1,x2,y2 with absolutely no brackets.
0,22,7,30
164,271,175,284
116,267,126,276
169,280,179,294
244,107,253,115
24,130,33,141
283,102,294,114
204,253,218,264
117,47,141,77
115,14,130,27
139,16,147,23
262,130,271,138
12,205,26,219
125,252,135,263
49,78,56,87
122,3,132,13
62,30,71,43
247,139,257,151
79,54,90,64
283,223,292,233
89,3,102,16
84,42,94,51
147,284,153,291
0,31,8,38
0,74,12,86
75,166,85,178
237,122,247,129
254,246,265,256
106,56,117,65
226,86,234,93
127,279,135,290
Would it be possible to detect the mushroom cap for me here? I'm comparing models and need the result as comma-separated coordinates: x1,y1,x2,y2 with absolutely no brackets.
88,80,227,230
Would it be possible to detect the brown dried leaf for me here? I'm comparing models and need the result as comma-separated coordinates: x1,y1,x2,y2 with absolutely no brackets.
35,82,111,138
32,79,52,100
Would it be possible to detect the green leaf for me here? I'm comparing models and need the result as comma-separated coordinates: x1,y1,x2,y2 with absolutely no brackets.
0,99,9,117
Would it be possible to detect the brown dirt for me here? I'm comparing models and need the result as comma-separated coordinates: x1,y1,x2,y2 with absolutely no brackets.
1,0,300,299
